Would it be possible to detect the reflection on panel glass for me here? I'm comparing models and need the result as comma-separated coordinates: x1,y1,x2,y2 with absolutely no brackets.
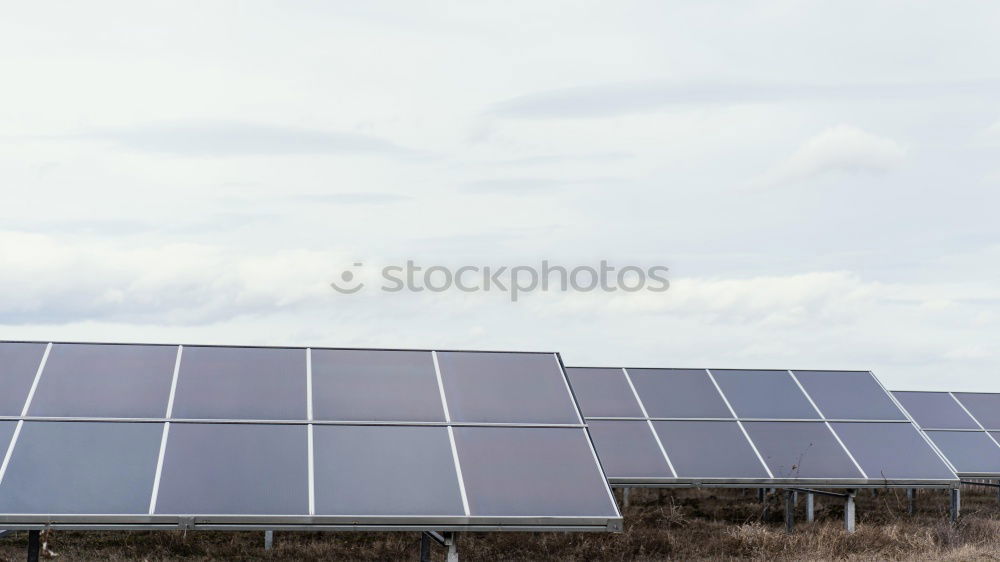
892,392,980,430
653,421,769,478
742,422,863,479
171,346,307,420
311,349,445,422
313,425,464,515
0,342,46,416
587,421,672,479
565,368,642,418
155,423,309,515
0,422,161,514
953,393,1000,430
793,371,905,420
630,369,732,419
712,370,819,419
454,427,617,517
831,423,955,480
29,344,177,418
925,431,1000,475
439,352,579,424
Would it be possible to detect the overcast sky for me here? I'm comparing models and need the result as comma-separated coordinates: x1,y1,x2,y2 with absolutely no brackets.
2,1,1000,390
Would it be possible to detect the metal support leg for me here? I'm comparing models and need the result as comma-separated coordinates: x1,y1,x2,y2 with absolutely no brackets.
758,488,765,502
996,479,1000,504
420,533,431,562
27,530,40,562
907,489,916,515
623,487,630,508
844,490,856,533
806,493,815,522
784,490,795,533
950,488,961,523
444,532,459,562
264,530,273,550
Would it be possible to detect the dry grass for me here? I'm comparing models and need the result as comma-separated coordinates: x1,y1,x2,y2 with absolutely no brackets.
3,486,1000,561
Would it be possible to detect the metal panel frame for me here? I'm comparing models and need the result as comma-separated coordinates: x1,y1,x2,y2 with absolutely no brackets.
0,342,622,532
569,366,959,490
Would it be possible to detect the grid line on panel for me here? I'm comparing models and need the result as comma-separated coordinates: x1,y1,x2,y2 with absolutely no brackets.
787,370,868,480
705,369,773,479
949,392,1000,451
0,343,52,488
554,354,585,425
621,368,677,478
306,348,315,516
149,345,182,515
19,342,52,418
555,355,619,510
432,351,470,517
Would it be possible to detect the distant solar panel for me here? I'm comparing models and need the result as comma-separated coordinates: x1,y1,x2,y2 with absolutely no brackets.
893,391,1000,477
567,368,957,488
0,341,621,532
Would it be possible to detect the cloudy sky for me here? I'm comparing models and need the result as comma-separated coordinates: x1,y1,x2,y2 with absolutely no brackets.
2,1,999,390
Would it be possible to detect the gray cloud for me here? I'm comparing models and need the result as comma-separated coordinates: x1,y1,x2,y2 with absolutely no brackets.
461,177,624,194
284,193,411,205
86,121,415,157
491,79,1000,119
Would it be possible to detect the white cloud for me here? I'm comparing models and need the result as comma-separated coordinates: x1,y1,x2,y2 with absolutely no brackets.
759,125,907,186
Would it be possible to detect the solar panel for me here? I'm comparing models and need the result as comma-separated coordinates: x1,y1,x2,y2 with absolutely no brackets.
0,343,47,416
587,420,672,478
171,346,308,420
311,349,445,422
0,422,162,514
893,390,1000,477
892,391,979,429
567,367,957,488
452,426,619,518
952,393,1000,430
313,425,464,515
653,421,769,478
0,342,621,532
28,343,177,418
437,352,581,424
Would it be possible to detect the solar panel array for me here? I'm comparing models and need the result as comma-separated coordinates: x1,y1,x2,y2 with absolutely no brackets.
567,368,957,487
893,391,1000,477
0,342,621,531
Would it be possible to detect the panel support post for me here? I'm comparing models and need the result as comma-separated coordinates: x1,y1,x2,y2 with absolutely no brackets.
950,488,961,523
27,530,40,562
907,489,916,515
445,532,459,562
758,488,765,502
844,490,856,533
623,487,630,508
996,479,1000,505
784,490,795,533
420,533,431,562
264,530,273,550
806,493,815,522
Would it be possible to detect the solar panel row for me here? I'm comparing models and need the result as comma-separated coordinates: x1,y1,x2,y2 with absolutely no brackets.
0,342,620,530
893,391,1000,477
568,368,956,486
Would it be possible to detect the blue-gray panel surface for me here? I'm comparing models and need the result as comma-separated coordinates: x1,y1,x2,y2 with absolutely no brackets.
565,368,642,418
29,343,177,418
0,422,161,514
712,370,820,419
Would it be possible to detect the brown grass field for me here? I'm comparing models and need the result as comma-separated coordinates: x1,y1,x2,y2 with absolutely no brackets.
3,485,1000,561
